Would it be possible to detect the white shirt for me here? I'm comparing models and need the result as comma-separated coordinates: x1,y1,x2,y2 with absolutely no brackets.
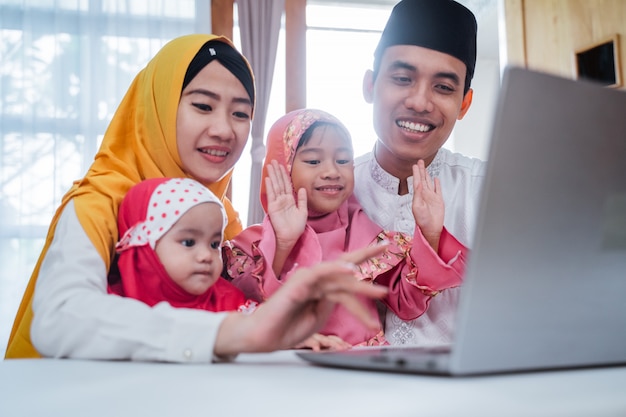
354,148,486,346
31,200,227,362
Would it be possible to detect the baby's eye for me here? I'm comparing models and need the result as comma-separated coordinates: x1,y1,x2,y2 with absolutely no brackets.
337,159,352,165
304,160,320,165
181,239,195,247
210,241,221,249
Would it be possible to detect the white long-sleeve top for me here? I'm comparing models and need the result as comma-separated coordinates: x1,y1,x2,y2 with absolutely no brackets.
353,148,486,347
31,199,227,363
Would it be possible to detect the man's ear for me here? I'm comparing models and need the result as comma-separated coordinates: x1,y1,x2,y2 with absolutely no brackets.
458,88,473,120
363,70,374,104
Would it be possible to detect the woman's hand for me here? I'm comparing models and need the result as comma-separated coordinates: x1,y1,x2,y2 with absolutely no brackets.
411,160,444,251
265,160,307,248
214,244,389,357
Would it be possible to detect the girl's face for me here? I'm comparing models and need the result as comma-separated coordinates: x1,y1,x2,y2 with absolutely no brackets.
290,125,354,215
155,203,224,296
176,60,253,184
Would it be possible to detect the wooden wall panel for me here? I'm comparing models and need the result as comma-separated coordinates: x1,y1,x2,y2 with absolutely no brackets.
523,0,573,77
211,0,234,40
285,0,307,112
502,0,626,89
499,0,526,68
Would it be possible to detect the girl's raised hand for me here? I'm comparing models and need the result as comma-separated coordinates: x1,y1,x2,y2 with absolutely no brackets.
265,160,308,247
411,159,445,251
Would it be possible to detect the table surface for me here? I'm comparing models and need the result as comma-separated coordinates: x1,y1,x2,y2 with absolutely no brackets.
1,350,626,417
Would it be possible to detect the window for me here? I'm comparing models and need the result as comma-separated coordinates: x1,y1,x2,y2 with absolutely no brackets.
306,3,392,157
231,2,394,225
0,0,209,355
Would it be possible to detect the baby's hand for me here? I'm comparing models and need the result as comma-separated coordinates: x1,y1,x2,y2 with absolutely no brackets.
265,160,307,247
294,333,351,351
411,160,444,251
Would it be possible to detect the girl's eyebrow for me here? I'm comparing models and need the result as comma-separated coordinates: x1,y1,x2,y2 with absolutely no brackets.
296,148,323,155
298,145,352,153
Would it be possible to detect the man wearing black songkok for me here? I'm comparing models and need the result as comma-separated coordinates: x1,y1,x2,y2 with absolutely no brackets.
353,0,487,347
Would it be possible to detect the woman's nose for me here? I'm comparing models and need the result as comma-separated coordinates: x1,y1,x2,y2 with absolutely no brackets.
207,111,235,141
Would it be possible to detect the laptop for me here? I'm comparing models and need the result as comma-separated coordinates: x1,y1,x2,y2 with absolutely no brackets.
297,66,626,376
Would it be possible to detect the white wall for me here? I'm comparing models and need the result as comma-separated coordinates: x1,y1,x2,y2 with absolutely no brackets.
451,58,501,161
447,3,502,162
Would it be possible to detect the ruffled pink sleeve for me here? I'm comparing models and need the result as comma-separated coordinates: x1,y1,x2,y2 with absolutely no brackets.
365,227,467,321
223,223,266,302
223,217,323,302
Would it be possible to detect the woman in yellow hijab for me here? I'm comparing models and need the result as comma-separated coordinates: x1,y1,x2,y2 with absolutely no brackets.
5,34,388,362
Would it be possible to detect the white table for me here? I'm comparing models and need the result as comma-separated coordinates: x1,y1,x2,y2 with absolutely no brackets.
1,350,625,417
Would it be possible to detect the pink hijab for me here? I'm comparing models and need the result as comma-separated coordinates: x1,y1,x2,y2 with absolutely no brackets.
108,177,248,312
259,108,383,263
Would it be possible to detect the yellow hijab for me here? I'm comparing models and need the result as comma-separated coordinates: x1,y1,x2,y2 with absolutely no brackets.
5,34,254,359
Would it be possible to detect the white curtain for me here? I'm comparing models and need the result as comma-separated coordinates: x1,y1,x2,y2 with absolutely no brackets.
236,0,284,226
0,0,210,355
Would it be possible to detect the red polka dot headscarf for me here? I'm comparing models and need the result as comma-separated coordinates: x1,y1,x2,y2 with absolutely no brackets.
116,177,227,252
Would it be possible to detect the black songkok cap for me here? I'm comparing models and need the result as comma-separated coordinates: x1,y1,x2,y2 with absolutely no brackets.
374,0,477,91
182,40,255,108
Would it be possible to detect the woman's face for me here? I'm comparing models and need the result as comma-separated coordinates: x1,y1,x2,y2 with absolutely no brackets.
176,60,253,184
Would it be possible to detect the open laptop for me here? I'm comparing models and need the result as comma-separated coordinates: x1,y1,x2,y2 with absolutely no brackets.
297,66,626,376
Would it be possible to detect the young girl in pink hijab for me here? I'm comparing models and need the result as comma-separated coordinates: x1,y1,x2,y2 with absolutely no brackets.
225,109,468,346
108,177,256,313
